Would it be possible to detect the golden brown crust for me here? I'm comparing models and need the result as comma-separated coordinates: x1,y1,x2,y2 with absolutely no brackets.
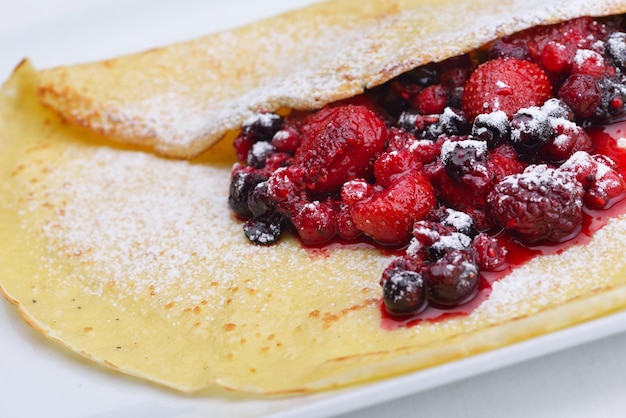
36,0,626,159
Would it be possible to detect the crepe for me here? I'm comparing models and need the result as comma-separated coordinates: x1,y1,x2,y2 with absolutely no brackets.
36,0,626,159
2,0,626,395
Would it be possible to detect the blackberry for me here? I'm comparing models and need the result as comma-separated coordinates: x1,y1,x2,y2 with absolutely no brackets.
426,232,472,261
382,269,427,315
590,73,626,123
606,32,626,70
487,165,584,243
424,249,479,308
228,170,269,218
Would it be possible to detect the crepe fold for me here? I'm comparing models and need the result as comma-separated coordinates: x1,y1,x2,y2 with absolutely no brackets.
36,0,626,158
2,0,626,395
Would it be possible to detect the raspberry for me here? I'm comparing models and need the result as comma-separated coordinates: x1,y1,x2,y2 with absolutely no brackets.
471,233,507,270
349,170,436,245
295,105,387,192
572,49,607,79
291,200,337,245
462,57,552,121
539,119,593,163
413,84,447,114
560,151,626,210
488,165,585,243
271,127,301,154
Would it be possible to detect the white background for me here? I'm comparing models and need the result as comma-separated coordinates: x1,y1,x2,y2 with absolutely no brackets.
1,1,626,417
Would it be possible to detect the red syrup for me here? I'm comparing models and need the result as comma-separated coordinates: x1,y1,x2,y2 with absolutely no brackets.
381,120,626,330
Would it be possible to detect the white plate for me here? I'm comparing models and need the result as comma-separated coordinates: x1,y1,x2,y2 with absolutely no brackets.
2,2,626,417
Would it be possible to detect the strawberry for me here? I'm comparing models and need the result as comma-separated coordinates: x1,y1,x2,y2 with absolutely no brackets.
348,170,436,245
462,57,552,121
295,105,387,193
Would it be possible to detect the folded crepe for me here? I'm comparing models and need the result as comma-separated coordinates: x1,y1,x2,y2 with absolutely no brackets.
2,0,626,394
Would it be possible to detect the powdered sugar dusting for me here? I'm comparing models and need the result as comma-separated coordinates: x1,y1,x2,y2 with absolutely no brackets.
37,0,626,158
15,144,387,325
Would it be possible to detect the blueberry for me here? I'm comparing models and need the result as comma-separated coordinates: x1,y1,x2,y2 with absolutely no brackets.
242,113,284,142
228,170,268,218
472,111,510,148
383,269,427,315
247,181,276,218
425,250,479,308
243,214,284,245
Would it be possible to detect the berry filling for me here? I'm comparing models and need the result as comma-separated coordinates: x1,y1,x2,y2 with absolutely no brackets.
227,16,626,324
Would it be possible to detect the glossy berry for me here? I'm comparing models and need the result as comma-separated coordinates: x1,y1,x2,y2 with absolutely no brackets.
488,165,584,243
441,138,489,182
349,170,436,245
558,74,602,118
247,181,276,218
509,107,553,154
560,151,626,210
424,249,479,308
272,128,301,154
242,113,284,142
374,149,420,186
228,170,268,218
472,111,510,148
489,36,530,61
437,207,478,238
290,200,338,245
383,269,427,315
247,141,276,169
295,105,387,193
471,233,507,270
413,84,448,114
462,58,552,121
